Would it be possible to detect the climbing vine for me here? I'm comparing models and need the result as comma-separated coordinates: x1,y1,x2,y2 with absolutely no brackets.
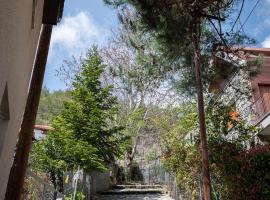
160,101,267,199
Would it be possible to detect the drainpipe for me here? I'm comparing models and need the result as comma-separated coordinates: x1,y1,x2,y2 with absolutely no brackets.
5,24,53,200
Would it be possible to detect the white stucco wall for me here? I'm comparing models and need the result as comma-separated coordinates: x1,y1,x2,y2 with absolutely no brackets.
0,0,44,198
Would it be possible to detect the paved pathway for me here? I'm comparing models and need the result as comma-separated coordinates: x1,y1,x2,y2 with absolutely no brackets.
96,194,174,200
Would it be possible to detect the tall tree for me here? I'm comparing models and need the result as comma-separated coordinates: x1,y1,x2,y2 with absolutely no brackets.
100,9,180,177
103,1,254,199
57,9,180,178
31,47,124,190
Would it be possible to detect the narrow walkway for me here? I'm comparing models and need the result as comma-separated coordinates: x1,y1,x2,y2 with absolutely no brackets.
96,193,174,200
96,185,174,200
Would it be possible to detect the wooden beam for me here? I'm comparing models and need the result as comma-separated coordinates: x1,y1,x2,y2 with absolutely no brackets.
43,0,64,25
43,0,60,25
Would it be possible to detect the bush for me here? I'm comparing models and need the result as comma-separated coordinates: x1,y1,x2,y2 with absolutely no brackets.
232,146,270,200
129,162,143,182
209,142,270,200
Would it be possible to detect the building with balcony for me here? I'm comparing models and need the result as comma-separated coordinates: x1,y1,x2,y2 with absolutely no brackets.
33,125,54,141
210,47,270,145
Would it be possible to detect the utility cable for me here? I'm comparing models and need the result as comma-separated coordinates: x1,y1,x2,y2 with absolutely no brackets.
230,0,245,32
237,0,261,32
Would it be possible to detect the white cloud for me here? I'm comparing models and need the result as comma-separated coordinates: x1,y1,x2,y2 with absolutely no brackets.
51,11,104,54
262,36,270,47
46,11,110,90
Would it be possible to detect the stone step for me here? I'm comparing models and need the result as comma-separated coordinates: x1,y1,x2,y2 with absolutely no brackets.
113,185,162,189
98,188,163,195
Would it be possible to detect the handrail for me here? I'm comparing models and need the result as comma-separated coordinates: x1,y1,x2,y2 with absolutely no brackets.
248,93,270,125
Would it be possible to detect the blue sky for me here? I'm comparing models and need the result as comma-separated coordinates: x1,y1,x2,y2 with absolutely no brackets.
44,0,270,91
44,0,118,90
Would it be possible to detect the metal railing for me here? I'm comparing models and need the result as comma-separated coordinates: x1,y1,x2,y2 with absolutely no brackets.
249,93,270,124
139,163,201,200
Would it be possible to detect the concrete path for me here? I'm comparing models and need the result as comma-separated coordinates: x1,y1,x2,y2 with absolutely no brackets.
96,193,174,200
96,185,174,200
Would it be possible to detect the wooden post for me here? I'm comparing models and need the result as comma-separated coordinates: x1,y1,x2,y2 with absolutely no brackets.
5,24,53,200
192,19,211,200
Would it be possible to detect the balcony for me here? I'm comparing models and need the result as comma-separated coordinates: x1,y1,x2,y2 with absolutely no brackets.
250,93,270,144
250,93,270,125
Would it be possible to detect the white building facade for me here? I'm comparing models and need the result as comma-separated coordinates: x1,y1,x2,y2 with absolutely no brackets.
0,0,45,198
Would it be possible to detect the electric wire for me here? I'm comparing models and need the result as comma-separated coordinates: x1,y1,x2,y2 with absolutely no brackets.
237,0,261,32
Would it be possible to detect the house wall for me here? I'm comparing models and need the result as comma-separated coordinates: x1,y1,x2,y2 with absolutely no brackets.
211,51,270,144
0,0,44,198
250,56,270,100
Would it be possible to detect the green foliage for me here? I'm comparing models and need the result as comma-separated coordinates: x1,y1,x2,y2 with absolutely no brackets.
65,190,86,200
160,101,263,199
36,87,71,125
233,146,270,200
102,10,177,158
129,161,143,182
104,1,256,97
208,142,270,199
31,46,125,190
163,141,201,197
247,54,264,77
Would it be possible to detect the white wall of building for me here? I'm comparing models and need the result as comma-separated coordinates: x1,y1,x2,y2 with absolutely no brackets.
0,0,44,198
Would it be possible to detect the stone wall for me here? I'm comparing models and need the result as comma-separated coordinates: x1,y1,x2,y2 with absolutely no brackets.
90,170,112,194
215,69,253,122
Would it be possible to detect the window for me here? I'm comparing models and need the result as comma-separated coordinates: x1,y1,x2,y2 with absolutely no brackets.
0,83,10,156
0,84,10,120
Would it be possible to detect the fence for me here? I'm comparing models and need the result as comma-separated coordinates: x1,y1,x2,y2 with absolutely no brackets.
141,163,232,200
139,162,203,200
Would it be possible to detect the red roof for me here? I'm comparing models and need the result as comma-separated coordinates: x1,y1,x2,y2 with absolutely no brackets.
242,47,270,57
34,125,54,131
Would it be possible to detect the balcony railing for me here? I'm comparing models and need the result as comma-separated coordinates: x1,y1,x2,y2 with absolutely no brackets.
250,93,270,124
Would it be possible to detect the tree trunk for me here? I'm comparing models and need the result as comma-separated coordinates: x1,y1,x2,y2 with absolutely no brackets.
5,24,53,200
192,20,211,200
125,134,140,180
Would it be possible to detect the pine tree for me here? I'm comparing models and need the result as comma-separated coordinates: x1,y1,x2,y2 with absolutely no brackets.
31,46,124,190
103,1,254,199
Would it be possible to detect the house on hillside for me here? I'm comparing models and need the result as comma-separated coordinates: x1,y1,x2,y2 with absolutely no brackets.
209,47,270,145
33,125,54,141
0,0,64,198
